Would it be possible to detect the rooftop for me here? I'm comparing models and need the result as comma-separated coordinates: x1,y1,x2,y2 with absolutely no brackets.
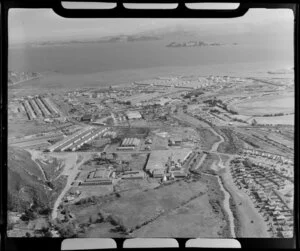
146,149,192,173
126,111,142,119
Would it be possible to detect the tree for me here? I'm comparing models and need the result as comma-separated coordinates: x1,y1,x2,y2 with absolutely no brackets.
20,209,35,221
112,153,118,160
38,207,52,215
251,119,258,126
101,151,107,159
56,222,77,238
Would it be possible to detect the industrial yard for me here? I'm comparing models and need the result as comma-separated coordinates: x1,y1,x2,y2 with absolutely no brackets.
7,72,294,238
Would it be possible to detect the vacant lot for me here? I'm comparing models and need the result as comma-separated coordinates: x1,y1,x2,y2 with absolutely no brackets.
114,179,159,193
252,115,294,125
132,193,226,238
68,172,229,238
216,128,244,154
128,154,149,170
100,180,206,230
197,128,220,151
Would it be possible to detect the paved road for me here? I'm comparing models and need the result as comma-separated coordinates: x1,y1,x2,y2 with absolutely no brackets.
51,153,89,220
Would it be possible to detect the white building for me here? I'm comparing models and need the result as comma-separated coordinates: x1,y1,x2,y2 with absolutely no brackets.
126,111,142,120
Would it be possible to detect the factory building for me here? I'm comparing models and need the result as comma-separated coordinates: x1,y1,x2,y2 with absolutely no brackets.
152,169,165,178
168,137,182,146
121,138,140,147
126,111,142,120
48,127,108,152
171,171,187,178
81,114,92,122
117,146,135,151
81,168,113,186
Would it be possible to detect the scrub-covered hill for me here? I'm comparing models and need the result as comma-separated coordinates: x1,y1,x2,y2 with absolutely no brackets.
7,146,50,212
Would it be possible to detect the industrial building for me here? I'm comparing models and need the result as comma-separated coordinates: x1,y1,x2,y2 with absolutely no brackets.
126,111,142,120
146,149,192,174
48,127,108,152
121,138,140,147
168,137,182,146
81,168,113,186
117,146,135,151
152,169,165,178
103,131,117,138
81,114,92,122
42,97,60,115
21,96,60,120
171,171,187,178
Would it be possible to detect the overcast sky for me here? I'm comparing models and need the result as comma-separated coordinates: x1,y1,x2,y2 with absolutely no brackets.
9,6,294,44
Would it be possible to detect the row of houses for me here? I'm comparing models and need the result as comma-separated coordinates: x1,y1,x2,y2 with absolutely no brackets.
242,149,293,164
242,149,294,180
230,159,293,238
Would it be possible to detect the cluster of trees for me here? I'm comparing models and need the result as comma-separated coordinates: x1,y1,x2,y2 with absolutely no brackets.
232,118,247,124
204,98,238,115
183,91,204,99
54,221,77,238
262,112,285,117
117,100,131,105
210,109,221,114
74,196,98,206
242,159,253,168
203,98,220,106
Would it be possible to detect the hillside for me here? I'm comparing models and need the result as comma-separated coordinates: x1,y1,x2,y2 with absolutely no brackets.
7,147,69,237
7,147,50,212
8,71,40,86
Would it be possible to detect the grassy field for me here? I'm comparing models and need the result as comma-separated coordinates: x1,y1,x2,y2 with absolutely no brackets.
128,154,149,170
35,157,64,181
67,174,230,238
234,93,294,116
215,128,244,154
197,128,220,151
100,180,207,230
252,114,294,125
132,193,226,238
114,179,159,194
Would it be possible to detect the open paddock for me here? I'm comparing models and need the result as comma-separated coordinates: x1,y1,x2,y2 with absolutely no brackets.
252,115,294,126
234,93,294,116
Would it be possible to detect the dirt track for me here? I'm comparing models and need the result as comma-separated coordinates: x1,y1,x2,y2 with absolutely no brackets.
51,152,90,219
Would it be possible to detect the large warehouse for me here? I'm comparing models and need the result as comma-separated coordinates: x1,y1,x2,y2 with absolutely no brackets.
145,148,192,174
121,138,140,147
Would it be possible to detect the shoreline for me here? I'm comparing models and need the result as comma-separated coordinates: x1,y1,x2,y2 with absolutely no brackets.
8,62,294,94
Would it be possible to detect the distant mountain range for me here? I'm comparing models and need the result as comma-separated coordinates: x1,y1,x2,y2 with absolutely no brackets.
29,26,215,47
26,19,292,48
166,41,238,48
30,34,162,47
